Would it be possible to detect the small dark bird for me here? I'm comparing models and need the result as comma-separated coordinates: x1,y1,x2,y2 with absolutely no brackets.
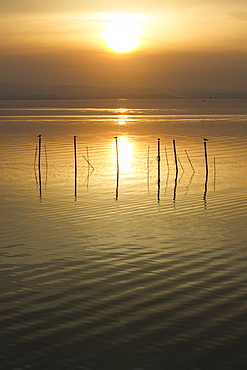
38,134,41,137
204,138,208,141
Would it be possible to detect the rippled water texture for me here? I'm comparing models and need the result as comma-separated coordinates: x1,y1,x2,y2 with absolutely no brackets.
0,99,247,370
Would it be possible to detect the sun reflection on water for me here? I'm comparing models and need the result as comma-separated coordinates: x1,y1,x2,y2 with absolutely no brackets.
118,117,128,125
114,136,133,176
115,108,130,125
117,108,128,114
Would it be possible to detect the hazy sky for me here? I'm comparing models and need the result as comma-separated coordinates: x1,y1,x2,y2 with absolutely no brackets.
1,0,247,89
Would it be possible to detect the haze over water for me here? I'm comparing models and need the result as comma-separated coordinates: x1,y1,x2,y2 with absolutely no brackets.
0,99,247,370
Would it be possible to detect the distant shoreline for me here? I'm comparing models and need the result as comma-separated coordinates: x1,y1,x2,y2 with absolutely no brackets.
1,96,247,100
1,84,247,100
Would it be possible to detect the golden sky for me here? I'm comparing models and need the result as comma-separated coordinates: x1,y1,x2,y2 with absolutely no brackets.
1,0,247,89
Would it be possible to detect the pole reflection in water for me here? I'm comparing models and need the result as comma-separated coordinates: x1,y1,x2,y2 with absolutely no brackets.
178,156,184,179
203,171,208,208
173,170,178,204
185,171,195,196
116,171,119,200
83,146,95,188
177,156,185,186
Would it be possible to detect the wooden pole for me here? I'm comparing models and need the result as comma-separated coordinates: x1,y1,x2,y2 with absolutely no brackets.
44,144,48,190
38,135,41,170
185,150,195,172
74,136,77,171
86,146,90,172
44,145,48,169
115,137,119,200
203,139,209,207
178,156,184,174
74,136,77,199
34,145,38,168
34,145,38,188
173,140,178,175
147,145,150,193
214,156,216,191
38,135,42,199
157,138,161,202
165,147,169,172
204,138,208,176
83,156,94,170
157,138,161,184
115,136,119,174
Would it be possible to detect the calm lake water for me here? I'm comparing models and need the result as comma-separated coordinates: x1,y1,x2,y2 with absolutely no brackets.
0,99,247,370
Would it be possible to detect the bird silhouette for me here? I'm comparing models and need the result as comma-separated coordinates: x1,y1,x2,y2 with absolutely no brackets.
204,138,208,141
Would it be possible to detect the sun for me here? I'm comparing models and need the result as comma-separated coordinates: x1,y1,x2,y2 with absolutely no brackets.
103,15,141,53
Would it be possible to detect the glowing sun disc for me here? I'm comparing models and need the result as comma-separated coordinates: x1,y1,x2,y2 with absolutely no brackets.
104,21,141,53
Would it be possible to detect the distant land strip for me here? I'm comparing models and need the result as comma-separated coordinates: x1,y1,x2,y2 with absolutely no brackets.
0,84,247,100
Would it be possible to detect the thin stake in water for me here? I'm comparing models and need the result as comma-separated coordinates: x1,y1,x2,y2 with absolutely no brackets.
115,136,119,174
177,156,185,183
173,140,178,175
115,137,119,200
204,138,208,176
34,145,38,188
74,136,77,199
203,138,209,207
86,146,90,172
185,172,195,196
165,147,169,172
164,147,170,196
147,145,150,193
173,140,178,204
177,156,184,174
214,156,216,191
34,145,38,168
38,135,42,199
83,156,95,171
38,135,41,170
185,149,195,172
44,144,48,190
157,138,161,202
